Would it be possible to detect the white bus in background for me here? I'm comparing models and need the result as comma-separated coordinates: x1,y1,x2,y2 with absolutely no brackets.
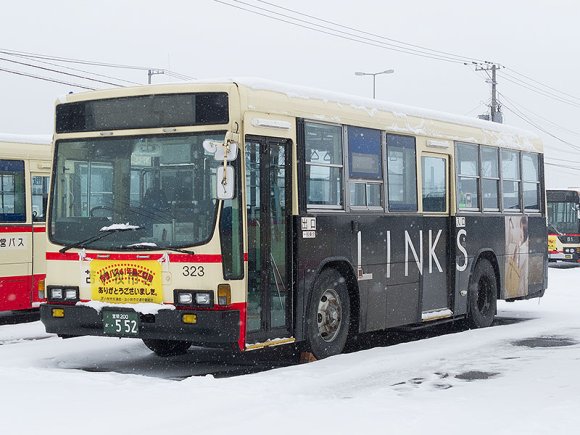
0,134,51,316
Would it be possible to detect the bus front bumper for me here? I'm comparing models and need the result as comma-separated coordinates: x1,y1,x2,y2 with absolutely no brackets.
40,304,240,347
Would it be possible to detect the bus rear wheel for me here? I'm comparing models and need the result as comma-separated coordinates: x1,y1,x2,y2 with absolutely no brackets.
306,268,351,359
142,339,192,356
467,258,497,329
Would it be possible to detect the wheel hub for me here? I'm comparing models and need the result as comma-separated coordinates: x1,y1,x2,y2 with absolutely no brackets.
317,288,342,342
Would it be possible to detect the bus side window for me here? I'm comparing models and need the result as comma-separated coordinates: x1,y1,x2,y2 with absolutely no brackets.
0,160,26,223
386,134,417,212
305,122,344,209
32,175,50,222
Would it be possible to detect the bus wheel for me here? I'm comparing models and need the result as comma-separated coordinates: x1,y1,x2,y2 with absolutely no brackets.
306,268,351,359
142,339,192,356
467,259,497,329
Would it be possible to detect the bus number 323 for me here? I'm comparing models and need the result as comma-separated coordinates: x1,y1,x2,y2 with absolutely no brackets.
182,265,205,277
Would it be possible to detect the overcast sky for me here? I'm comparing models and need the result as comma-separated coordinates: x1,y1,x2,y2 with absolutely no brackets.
1,0,579,187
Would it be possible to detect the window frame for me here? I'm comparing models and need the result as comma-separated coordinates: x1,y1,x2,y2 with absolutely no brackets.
421,153,448,214
0,159,26,223
521,151,541,213
500,148,522,212
386,133,418,213
345,125,384,211
31,174,50,222
304,121,345,211
456,142,480,212
480,145,500,212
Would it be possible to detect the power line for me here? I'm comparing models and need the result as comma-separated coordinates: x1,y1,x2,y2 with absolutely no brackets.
213,0,480,64
0,56,124,88
499,70,580,109
0,66,95,90
545,162,580,172
4,51,142,86
546,156,580,164
0,48,152,71
0,48,195,81
499,92,580,137
500,99,580,152
505,67,580,103
252,0,483,64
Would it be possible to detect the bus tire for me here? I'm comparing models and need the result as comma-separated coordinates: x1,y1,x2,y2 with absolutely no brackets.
306,268,351,359
467,258,497,329
142,339,192,356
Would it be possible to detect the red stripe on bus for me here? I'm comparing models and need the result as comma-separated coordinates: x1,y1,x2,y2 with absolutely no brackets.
46,252,223,262
0,225,33,233
47,252,250,262
33,226,47,233
237,302,247,351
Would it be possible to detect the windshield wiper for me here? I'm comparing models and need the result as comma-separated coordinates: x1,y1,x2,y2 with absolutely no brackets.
124,243,195,255
59,225,143,254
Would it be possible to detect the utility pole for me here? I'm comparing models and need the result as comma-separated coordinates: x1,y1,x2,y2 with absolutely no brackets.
471,62,503,123
147,69,164,84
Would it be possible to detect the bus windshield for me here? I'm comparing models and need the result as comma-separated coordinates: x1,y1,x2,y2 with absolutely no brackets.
49,132,226,250
548,200,580,234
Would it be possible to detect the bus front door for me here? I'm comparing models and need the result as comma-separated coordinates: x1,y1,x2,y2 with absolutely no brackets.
245,136,292,345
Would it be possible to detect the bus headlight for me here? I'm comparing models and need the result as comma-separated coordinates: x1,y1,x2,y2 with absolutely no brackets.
177,292,193,304
48,286,79,302
174,290,214,307
49,288,63,300
65,288,79,300
195,293,211,305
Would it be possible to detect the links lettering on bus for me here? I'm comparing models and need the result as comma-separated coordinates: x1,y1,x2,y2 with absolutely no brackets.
357,229,468,277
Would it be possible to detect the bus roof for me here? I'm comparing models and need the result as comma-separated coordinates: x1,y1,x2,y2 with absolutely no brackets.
0,133,52,160
57,77,543,153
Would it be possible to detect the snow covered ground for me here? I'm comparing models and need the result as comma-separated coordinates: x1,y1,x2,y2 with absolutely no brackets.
1,265,579,435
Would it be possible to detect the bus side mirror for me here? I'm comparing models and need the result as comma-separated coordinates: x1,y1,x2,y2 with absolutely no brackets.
216,166,235,200
215,141,238,161
203,140,239,161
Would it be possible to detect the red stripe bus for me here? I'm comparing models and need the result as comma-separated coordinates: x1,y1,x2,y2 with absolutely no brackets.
547,188,580,263
0,134,51,316
40,80,547,358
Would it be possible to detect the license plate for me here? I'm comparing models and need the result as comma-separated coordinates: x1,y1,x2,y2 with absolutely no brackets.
565,254,572,259
103,311,140,336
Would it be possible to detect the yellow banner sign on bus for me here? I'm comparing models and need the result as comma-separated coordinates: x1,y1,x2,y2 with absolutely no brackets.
547,235,557,252
90,260,163,304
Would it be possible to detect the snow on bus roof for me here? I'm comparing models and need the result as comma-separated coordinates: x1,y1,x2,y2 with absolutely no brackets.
59,77,540,150
0,133,51,145
195,77,540,140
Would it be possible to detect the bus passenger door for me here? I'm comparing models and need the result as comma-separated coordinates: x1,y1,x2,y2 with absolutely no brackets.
420,153,452,320
31,173,50,305
245,136,292,344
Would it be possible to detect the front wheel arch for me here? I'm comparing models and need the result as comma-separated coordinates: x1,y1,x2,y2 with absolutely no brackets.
305,266,355,359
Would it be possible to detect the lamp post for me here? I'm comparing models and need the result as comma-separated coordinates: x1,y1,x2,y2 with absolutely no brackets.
355,69,394,99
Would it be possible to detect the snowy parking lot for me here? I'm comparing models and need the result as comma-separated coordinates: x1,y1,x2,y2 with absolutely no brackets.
1,264,579,435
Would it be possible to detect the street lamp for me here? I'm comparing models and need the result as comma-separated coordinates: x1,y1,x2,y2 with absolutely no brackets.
355,69,395,99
